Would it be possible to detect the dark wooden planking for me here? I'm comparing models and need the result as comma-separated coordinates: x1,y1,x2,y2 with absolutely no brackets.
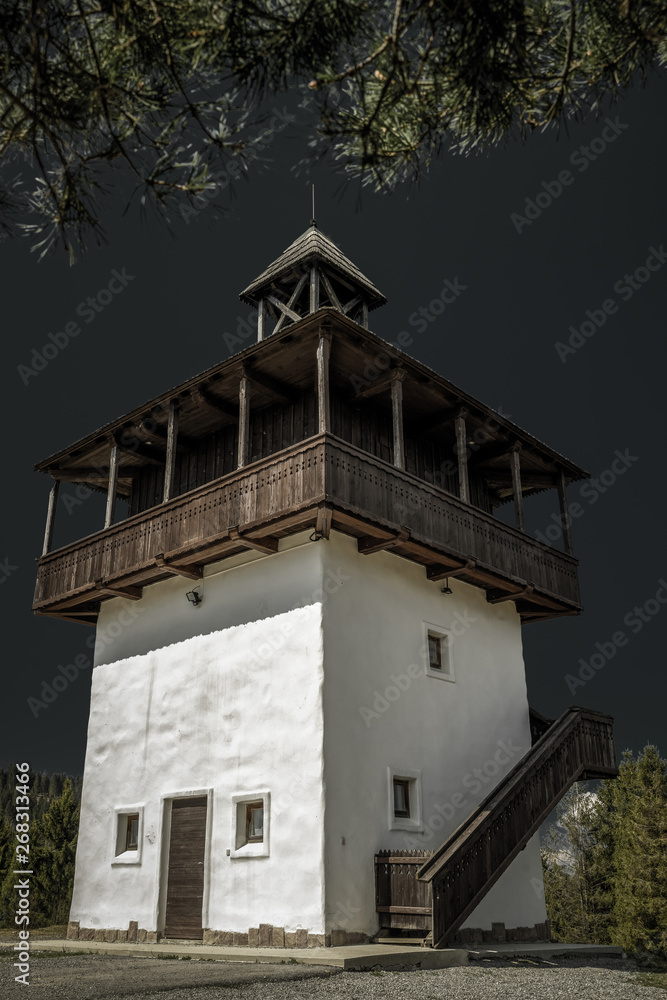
164,797,207,940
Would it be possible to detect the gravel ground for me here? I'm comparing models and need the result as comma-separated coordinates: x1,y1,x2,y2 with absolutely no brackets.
1,954,665,1000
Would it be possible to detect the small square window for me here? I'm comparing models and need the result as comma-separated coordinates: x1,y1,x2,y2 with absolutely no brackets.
423,622,454,681
393,778,410,818
230,791,270,858
387,768,422,832
112,806,144,865
125,814,139,851
245,801,264,843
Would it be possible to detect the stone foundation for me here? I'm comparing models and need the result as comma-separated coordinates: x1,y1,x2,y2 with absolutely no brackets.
67,921,367,948
452,920,550,945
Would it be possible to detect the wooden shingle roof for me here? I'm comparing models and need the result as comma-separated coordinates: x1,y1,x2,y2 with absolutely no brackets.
239,223,387,310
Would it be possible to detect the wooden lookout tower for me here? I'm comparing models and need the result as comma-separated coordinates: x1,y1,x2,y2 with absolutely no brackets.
33,222,617,949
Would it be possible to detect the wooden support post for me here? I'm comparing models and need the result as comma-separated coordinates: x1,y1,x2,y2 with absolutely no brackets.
557,470,574,555
361,300,369,329
310,264,320,313
162,400,179,503
510,445,525,532
41,480,60,556
104,444,119,529
391,372,406,470
257,299,267,342
455,409,470,504
238,375,251,468
317,328,332,434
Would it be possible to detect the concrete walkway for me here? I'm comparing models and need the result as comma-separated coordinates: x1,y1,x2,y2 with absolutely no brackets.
0,937,623,971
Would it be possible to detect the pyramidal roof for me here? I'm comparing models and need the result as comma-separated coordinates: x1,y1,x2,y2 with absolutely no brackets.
239,223,387,312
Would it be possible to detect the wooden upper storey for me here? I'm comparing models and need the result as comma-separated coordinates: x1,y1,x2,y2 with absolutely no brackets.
33,306,587,626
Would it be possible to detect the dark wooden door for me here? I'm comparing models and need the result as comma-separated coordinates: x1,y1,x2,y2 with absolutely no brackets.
164,796,207,939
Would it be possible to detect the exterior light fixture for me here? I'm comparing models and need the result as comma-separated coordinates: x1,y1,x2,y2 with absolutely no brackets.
441,580,453,595
186,588,203,606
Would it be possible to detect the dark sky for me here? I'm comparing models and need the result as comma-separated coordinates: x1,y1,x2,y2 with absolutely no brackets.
2,75,666,776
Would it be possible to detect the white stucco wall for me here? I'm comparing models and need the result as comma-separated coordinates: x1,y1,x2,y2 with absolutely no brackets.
73,528,547,939
71,600,326,934
319,531,547,936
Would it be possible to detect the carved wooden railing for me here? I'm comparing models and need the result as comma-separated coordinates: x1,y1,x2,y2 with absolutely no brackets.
416,707,617,948
34,434,580,612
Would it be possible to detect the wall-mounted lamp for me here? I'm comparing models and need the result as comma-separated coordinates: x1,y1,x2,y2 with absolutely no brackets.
186,588,203,607
441,579,453,595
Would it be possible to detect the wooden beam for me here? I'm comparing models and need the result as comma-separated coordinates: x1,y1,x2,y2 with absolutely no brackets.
266,293,301,324
42,480,60,556
487,584,534,605
192,386,237,418
467,439,513,468
241,363,298,404
317,328,332,434
310,264,319,312
237,375,251,469
228,527,278,554
35,610,97,627
155,553,203,581
342,294,362,316
426,559,476,582
274,272,309,334
104,444,119,529
455,409,470,504
510,445,525,533
113,431,164,466
391,372,405,470
361,300,369,328
557,470,574,556
354,370,401,400
94,579,143,601
162,400,179,503
320,271,342,311
257,298,267,341
358,527,411,555
315,505,332,539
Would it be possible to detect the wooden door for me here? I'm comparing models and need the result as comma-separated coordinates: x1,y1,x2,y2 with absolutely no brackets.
164,796,207,939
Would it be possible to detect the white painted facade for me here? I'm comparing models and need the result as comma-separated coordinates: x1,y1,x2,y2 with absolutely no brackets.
71,530,546,938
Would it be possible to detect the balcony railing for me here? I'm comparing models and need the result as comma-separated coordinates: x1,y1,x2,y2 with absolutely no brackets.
34,434,580,614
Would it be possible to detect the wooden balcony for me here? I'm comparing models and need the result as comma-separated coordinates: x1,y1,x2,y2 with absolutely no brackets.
33,434,581,623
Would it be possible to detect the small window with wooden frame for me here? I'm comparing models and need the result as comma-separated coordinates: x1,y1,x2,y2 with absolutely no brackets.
112,806,144,865
231,790,270,858
125,813,140,851
392,778,410,819
423,622,454,682
387,767,422,832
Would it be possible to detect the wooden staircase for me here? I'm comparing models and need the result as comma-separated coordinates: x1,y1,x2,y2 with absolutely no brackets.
416,706,618,948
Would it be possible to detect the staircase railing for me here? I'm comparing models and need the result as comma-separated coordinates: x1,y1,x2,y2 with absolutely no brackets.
416,706,617,948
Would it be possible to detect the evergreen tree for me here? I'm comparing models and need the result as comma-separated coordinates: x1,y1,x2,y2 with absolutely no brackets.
30,780,81,927
542,783,611,943
1,0,666,256
610,746,667,958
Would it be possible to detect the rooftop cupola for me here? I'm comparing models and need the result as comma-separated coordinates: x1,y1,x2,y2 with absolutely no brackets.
239,221,386,340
